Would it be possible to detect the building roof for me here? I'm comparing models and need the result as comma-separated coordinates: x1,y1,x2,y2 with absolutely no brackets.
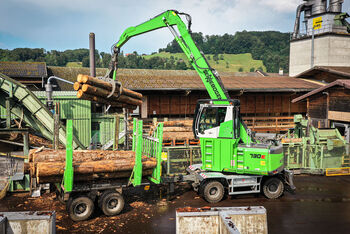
292,79,350,103
0,61,47,79
295,66,350,79
48,66,321,92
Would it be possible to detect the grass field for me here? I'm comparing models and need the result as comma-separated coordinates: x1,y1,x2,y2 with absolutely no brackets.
143,52,266,72
66,62,82,67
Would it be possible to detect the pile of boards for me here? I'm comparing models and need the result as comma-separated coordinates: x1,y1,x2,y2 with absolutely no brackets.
150,120,198,145
74,74,142,110
29,149,156,184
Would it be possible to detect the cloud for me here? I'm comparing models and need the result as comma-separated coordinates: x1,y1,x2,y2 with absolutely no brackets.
4,0,348,54
260,0,303,13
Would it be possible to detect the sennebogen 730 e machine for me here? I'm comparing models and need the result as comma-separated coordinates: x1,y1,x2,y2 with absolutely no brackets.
106,10,295,203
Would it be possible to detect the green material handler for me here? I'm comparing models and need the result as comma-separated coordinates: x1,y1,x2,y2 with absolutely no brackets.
107,10,295,203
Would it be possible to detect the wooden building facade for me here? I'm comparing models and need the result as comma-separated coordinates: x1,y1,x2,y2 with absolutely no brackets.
145,91,306,118
292,80,350,142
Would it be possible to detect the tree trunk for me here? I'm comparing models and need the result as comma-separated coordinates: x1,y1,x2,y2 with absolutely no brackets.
36,158,157,177
37,169,154,183
163,120,193,127
162,132,195,141
76,90,136,109
77,74,142,100
30,149,137,163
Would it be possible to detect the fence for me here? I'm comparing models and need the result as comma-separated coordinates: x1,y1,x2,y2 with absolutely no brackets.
243,116,294,133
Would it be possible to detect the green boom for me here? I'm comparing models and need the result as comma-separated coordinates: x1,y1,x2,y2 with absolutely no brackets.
107,10,284,176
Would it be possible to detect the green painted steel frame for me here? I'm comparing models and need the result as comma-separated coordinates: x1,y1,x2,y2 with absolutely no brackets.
129,118,164,186
62,119,74,193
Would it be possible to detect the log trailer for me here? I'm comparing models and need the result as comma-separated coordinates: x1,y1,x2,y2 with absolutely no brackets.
54,119,164,221
106,10,296,203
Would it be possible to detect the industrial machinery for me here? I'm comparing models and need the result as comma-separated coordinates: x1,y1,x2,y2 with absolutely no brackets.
282,114,349,173
106,10,295,203
292,0,349,39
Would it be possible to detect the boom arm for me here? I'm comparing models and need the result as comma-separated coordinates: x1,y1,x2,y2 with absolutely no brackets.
107,10,230,102
107,10,253,143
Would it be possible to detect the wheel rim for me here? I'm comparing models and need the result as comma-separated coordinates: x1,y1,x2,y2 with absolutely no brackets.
107,198,119,211
209,187,218,196
268,182,278,193
74,202,89,217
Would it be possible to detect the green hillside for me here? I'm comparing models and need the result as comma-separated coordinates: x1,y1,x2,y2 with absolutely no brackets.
143,52,266,72
66,62,82,67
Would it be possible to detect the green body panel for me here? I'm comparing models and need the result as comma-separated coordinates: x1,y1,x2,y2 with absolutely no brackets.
200,138,238,172
218,120,234,138
201,137,283,175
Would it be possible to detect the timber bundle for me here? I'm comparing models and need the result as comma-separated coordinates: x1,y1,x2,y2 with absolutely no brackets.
29,149,156,183
150,120,199,145
74,74,143,110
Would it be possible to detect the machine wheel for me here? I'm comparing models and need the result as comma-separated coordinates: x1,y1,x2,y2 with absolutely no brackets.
100,192,125,216
67,196,94,221
262,177,284,199
202,181,225,203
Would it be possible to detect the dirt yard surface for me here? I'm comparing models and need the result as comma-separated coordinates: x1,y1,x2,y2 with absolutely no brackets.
1,175,350,234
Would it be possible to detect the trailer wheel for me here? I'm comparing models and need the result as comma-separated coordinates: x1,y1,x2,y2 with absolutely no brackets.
202,181,224,203
100,192,124,216
68,196,94,221
262,177,284,199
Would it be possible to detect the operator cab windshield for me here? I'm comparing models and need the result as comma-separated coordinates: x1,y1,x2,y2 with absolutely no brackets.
198,107,227,134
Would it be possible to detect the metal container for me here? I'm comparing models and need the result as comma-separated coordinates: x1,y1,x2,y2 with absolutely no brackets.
176,206,267,234
328,0,343,13
311,0,327,16
0,211,56,234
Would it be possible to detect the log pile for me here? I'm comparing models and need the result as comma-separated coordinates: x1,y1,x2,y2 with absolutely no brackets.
29,149,156,183
74,74,143,110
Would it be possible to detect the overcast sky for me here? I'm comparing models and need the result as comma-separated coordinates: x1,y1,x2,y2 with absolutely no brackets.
0,0,349,54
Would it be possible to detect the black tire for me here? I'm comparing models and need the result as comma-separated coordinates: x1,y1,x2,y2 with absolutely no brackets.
262,177,284,199
67,196,94,221
100,192,124,216
98,190,113,209
202,181,225,203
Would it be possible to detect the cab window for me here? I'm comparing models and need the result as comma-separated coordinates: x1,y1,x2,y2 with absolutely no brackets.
198,107,226,134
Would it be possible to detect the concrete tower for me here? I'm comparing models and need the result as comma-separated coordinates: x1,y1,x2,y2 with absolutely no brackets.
289,0,350,77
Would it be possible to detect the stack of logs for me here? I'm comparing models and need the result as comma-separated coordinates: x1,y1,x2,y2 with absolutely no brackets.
29,149,157,184
74,74,143,110
149,120,198,145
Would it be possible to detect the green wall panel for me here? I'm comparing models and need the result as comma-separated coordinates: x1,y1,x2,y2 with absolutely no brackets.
73,119,91,148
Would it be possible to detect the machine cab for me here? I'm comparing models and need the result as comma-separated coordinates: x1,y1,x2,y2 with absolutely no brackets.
193,99,241,139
